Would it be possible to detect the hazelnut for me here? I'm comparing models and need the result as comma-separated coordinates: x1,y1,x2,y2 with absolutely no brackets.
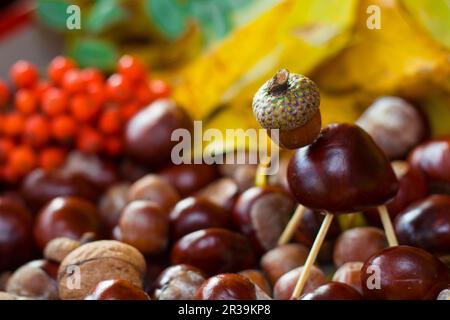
58,240,146,300
128,174,180,213
6,260,59,300
44,237,81,263
356,96,427,159
261,243,309,285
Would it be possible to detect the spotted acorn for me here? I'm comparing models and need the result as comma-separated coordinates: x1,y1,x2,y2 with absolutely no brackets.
252,69,321,149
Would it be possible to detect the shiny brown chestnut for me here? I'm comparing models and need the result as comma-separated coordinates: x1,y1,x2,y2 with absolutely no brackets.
128,174,180,213
232,186,295,253
171,228,256,276
395,195,450,255
125,99,193,167
115,200,169,255
61,151,118,192
361,246,450,300
333,227,387,267
409,138,450,194
273,266,326,300
364,161,428,226
261,243,308,285
195,178,240,213
195,274,270,300
34,196,100,250
218,161,257,192
332,262,364,294
356,97,427,159
159,163,218,197
300,282,363,300
293,207,341,247
0,197,34,272
153,264,206,300
287,123,399,213
98,183,130,236
170,197,230,240
238,269,272,296
21,168,98,211
85,279,150,300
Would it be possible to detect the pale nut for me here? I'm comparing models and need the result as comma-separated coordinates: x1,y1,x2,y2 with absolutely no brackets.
44,237,81,263
6,260,59,300
58,240,146,300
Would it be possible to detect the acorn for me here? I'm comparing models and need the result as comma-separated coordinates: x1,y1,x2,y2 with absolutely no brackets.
252,69,321,149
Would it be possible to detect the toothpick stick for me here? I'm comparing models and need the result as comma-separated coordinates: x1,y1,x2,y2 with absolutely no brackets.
278,204,305,245
377,205,398,247
255,158,271,187
291,212,334,299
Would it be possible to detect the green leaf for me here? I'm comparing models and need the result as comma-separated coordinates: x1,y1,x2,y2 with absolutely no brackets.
188,1,231,41
144,0,188,40
69,38,118,71
36,0,71,31
86,0,129,34
402,0,450,48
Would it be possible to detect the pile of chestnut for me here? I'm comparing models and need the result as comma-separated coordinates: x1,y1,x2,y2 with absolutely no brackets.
0,96,449,300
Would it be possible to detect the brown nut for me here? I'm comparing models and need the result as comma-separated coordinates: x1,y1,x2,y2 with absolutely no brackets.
232,186,295,253
6,260,59,300
153,264,206,300
196,178,240,213
58,240,146,300
218,159,257,192
238,269,272,296
99,183,131,236
115,201,169,255
44,237,81,263
333,227,387,267
261,243,309,285
273,265,326,300
332,262,364,294
356,96,427,159
0,272,11,291
128,174,180,213
85,279,150,300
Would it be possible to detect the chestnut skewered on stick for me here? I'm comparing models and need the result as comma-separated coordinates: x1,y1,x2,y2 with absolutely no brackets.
252,70,400,298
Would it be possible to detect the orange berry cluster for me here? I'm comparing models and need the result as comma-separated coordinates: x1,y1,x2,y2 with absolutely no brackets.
0,55,171,184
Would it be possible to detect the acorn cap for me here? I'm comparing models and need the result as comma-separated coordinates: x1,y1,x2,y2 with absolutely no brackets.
287,123,399,214
252,69,320,131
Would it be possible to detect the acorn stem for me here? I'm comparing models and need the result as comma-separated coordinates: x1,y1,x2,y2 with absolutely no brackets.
268,69,290,95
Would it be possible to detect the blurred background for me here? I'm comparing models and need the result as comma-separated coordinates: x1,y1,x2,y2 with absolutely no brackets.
0,0,449,183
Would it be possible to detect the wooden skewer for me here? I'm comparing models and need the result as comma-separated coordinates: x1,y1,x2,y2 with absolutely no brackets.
291,212,334,299
278,204,305,246
377,205,398,247
254,158,271,187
